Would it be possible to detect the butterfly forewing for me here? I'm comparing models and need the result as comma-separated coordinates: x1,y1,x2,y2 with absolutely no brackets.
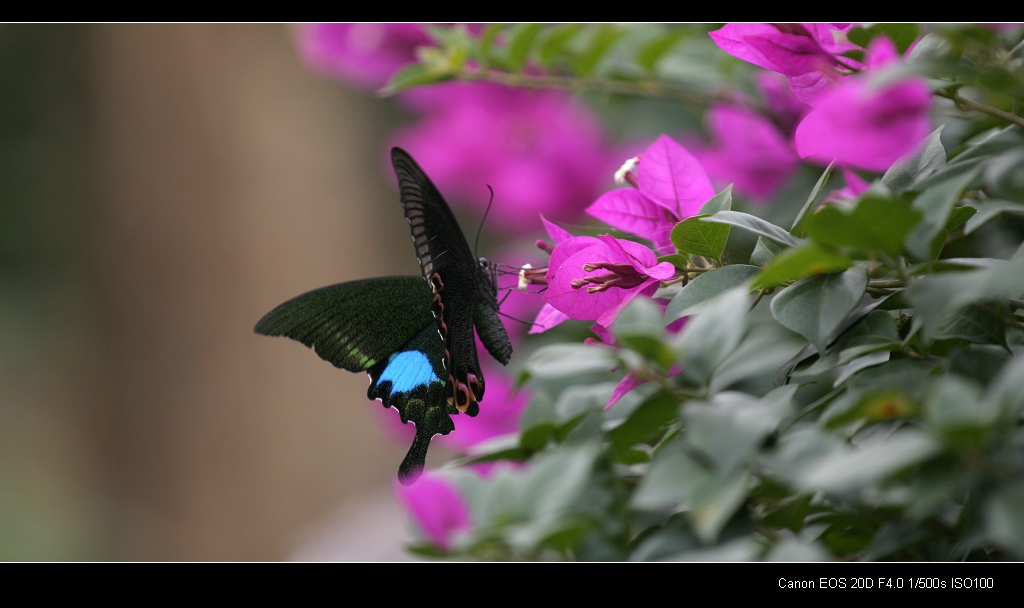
254,276,433,373
391,147,512,416
391,148,475,280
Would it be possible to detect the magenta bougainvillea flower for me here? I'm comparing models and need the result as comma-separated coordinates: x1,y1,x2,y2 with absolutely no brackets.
756,71,810,134
709,23,861,103
691,104,799,202
392,83,613,233
526,217,598,334
587,134,716,252
544,234,675,329
827,168,872,204
794,37,932,172
298,25,613,234
709,23,856,77
394,471,471,550
295,23,431,89
608,364,685,410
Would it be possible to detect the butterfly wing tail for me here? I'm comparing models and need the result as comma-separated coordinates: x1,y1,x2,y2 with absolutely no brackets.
397,397,456,485
397,428,429,485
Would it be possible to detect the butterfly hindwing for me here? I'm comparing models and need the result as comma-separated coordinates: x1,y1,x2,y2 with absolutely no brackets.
367,321,457,482
391,147,512,417
254,276,455,483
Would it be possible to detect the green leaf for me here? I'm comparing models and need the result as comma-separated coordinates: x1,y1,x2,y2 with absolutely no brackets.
795,428,940,494
615,297,674,368
982,353,1024,422
665,264,761,322
964,200,1024,234
575,24,624,76
822,388,919,429
629,522,700,561
521,445,596,517
766,537,831,562
701,211,802,248
749,236,787,267
804,194,923,257
636,26,691,71
907,162,983,260
949,126,1024,167
848,24,921,55
906,255,1024,343
658,253,690,269
632,443,707,511
945,205,976,232
608,391,679,463
985,483,1024,559
476,23,506,69
382,63,454,96
882,127,946,194
710,319,807,394
671,214,730,260
752,243,854,290
698,185,733,215
791,162,835,238
673,287,752,385
506,23,544,71
924,376,993,445
536,24,585,67
770,266,869,353
520,420,557,452
690,470,750,544
760,495,813,533
933,305,1007,346
523,344,618,379
684,390,793,474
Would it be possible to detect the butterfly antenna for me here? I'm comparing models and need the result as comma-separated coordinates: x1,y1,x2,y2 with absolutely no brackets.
474,185,495,258
497,308,535,328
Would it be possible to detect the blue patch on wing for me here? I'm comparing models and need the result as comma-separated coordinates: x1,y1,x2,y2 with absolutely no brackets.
378,350,441,394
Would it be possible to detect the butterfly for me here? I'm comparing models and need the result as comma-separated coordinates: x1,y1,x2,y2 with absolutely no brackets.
254,148,512,485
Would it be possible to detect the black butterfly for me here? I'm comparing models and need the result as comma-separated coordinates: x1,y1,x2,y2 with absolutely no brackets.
254,148,512,484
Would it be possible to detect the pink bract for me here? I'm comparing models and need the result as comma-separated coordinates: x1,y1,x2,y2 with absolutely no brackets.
794,37,932,172
394,471,471,551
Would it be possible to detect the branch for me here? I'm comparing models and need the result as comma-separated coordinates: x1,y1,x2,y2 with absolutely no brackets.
938,88,1024,129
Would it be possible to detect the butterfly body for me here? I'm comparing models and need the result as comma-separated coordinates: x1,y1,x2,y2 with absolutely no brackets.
255,148,511,484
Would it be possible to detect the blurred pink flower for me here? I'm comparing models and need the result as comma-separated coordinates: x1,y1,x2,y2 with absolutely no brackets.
392,84,613,233
709,23,861,103
394,471,471,551
295,23,431,89
544,234,675,329
794,37,932,172
592,304,686,409
709,23,855,76
587,134,715,252
608,364,684,410
756,71,810,133
691,104,799,202
826,168,872,204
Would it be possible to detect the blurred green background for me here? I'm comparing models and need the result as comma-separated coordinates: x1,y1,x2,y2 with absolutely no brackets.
0,23,428,560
